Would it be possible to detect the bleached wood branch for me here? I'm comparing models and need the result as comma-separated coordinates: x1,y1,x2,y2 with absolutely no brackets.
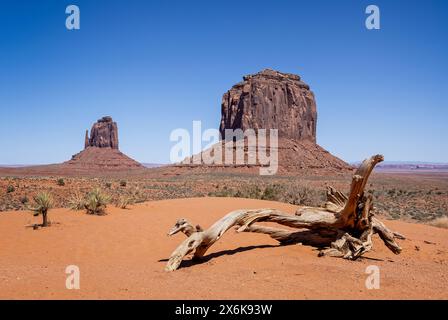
165,155,404,271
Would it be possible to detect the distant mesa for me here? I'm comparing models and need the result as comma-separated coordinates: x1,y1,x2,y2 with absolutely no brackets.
0,116,143,176
64,116,143,171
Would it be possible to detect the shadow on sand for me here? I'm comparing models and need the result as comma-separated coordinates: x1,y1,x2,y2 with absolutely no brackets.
159,244,281,269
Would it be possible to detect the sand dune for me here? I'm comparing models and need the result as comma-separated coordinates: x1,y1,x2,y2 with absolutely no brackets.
0,197,447,299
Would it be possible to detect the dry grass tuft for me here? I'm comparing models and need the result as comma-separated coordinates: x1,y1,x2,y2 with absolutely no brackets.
428,216,448,229
115,195,134,209
68,192,86,211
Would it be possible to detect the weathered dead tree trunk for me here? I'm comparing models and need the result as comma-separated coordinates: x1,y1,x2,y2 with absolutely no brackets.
165,154,405,271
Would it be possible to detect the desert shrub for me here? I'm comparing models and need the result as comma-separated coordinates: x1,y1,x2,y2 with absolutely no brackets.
6,185,15,193
428,217,448,229
233,185,262,199
283,185,318,206
20,196,29,204
30,192,54,227
120,180,127,187
85,188,110,215
129,187,146,204
57,178,65,186
115,195,134,209
105,182,112,189
238,186,255,198
296,186,314,205
261,184,282,201
68,192,86,211
209,188,236,198
208,183,323,207
387,189,396,196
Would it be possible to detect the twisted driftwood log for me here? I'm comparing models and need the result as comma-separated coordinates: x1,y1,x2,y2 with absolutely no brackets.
165,155,405,271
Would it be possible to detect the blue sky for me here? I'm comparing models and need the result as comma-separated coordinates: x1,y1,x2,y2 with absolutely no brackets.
0,0,447,164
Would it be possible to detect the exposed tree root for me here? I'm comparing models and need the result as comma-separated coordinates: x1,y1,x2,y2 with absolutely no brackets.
165,155,405,271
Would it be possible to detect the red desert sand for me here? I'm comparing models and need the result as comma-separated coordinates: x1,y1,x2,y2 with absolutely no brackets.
0,197,447,299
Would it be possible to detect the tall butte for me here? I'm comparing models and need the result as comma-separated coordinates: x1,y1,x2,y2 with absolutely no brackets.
184,69,352,174
220,69,317,142
220,69,351,173
64,116,142,170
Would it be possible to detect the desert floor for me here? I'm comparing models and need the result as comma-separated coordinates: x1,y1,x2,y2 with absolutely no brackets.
0,197,447,299
2,172,448,225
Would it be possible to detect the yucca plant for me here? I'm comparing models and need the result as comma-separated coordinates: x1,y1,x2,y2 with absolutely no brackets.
85,188,110,215
31,192,54,227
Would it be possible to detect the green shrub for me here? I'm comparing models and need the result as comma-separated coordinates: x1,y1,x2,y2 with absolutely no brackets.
85,188,110,215
6,185,15,193
57,178,65,186
31,192,54,227
120,180,127,187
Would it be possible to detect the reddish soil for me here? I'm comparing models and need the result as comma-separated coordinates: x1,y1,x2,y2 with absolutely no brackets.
0,197,447,299
176,138,352,175
64,147,143,170
1,170,447,225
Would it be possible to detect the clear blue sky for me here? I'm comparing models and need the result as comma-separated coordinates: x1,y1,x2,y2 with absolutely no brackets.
0,0,447,164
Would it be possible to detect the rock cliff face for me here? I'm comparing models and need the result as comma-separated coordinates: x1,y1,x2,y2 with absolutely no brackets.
85,116,119,149
174,69,352,175
219,69,317,142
